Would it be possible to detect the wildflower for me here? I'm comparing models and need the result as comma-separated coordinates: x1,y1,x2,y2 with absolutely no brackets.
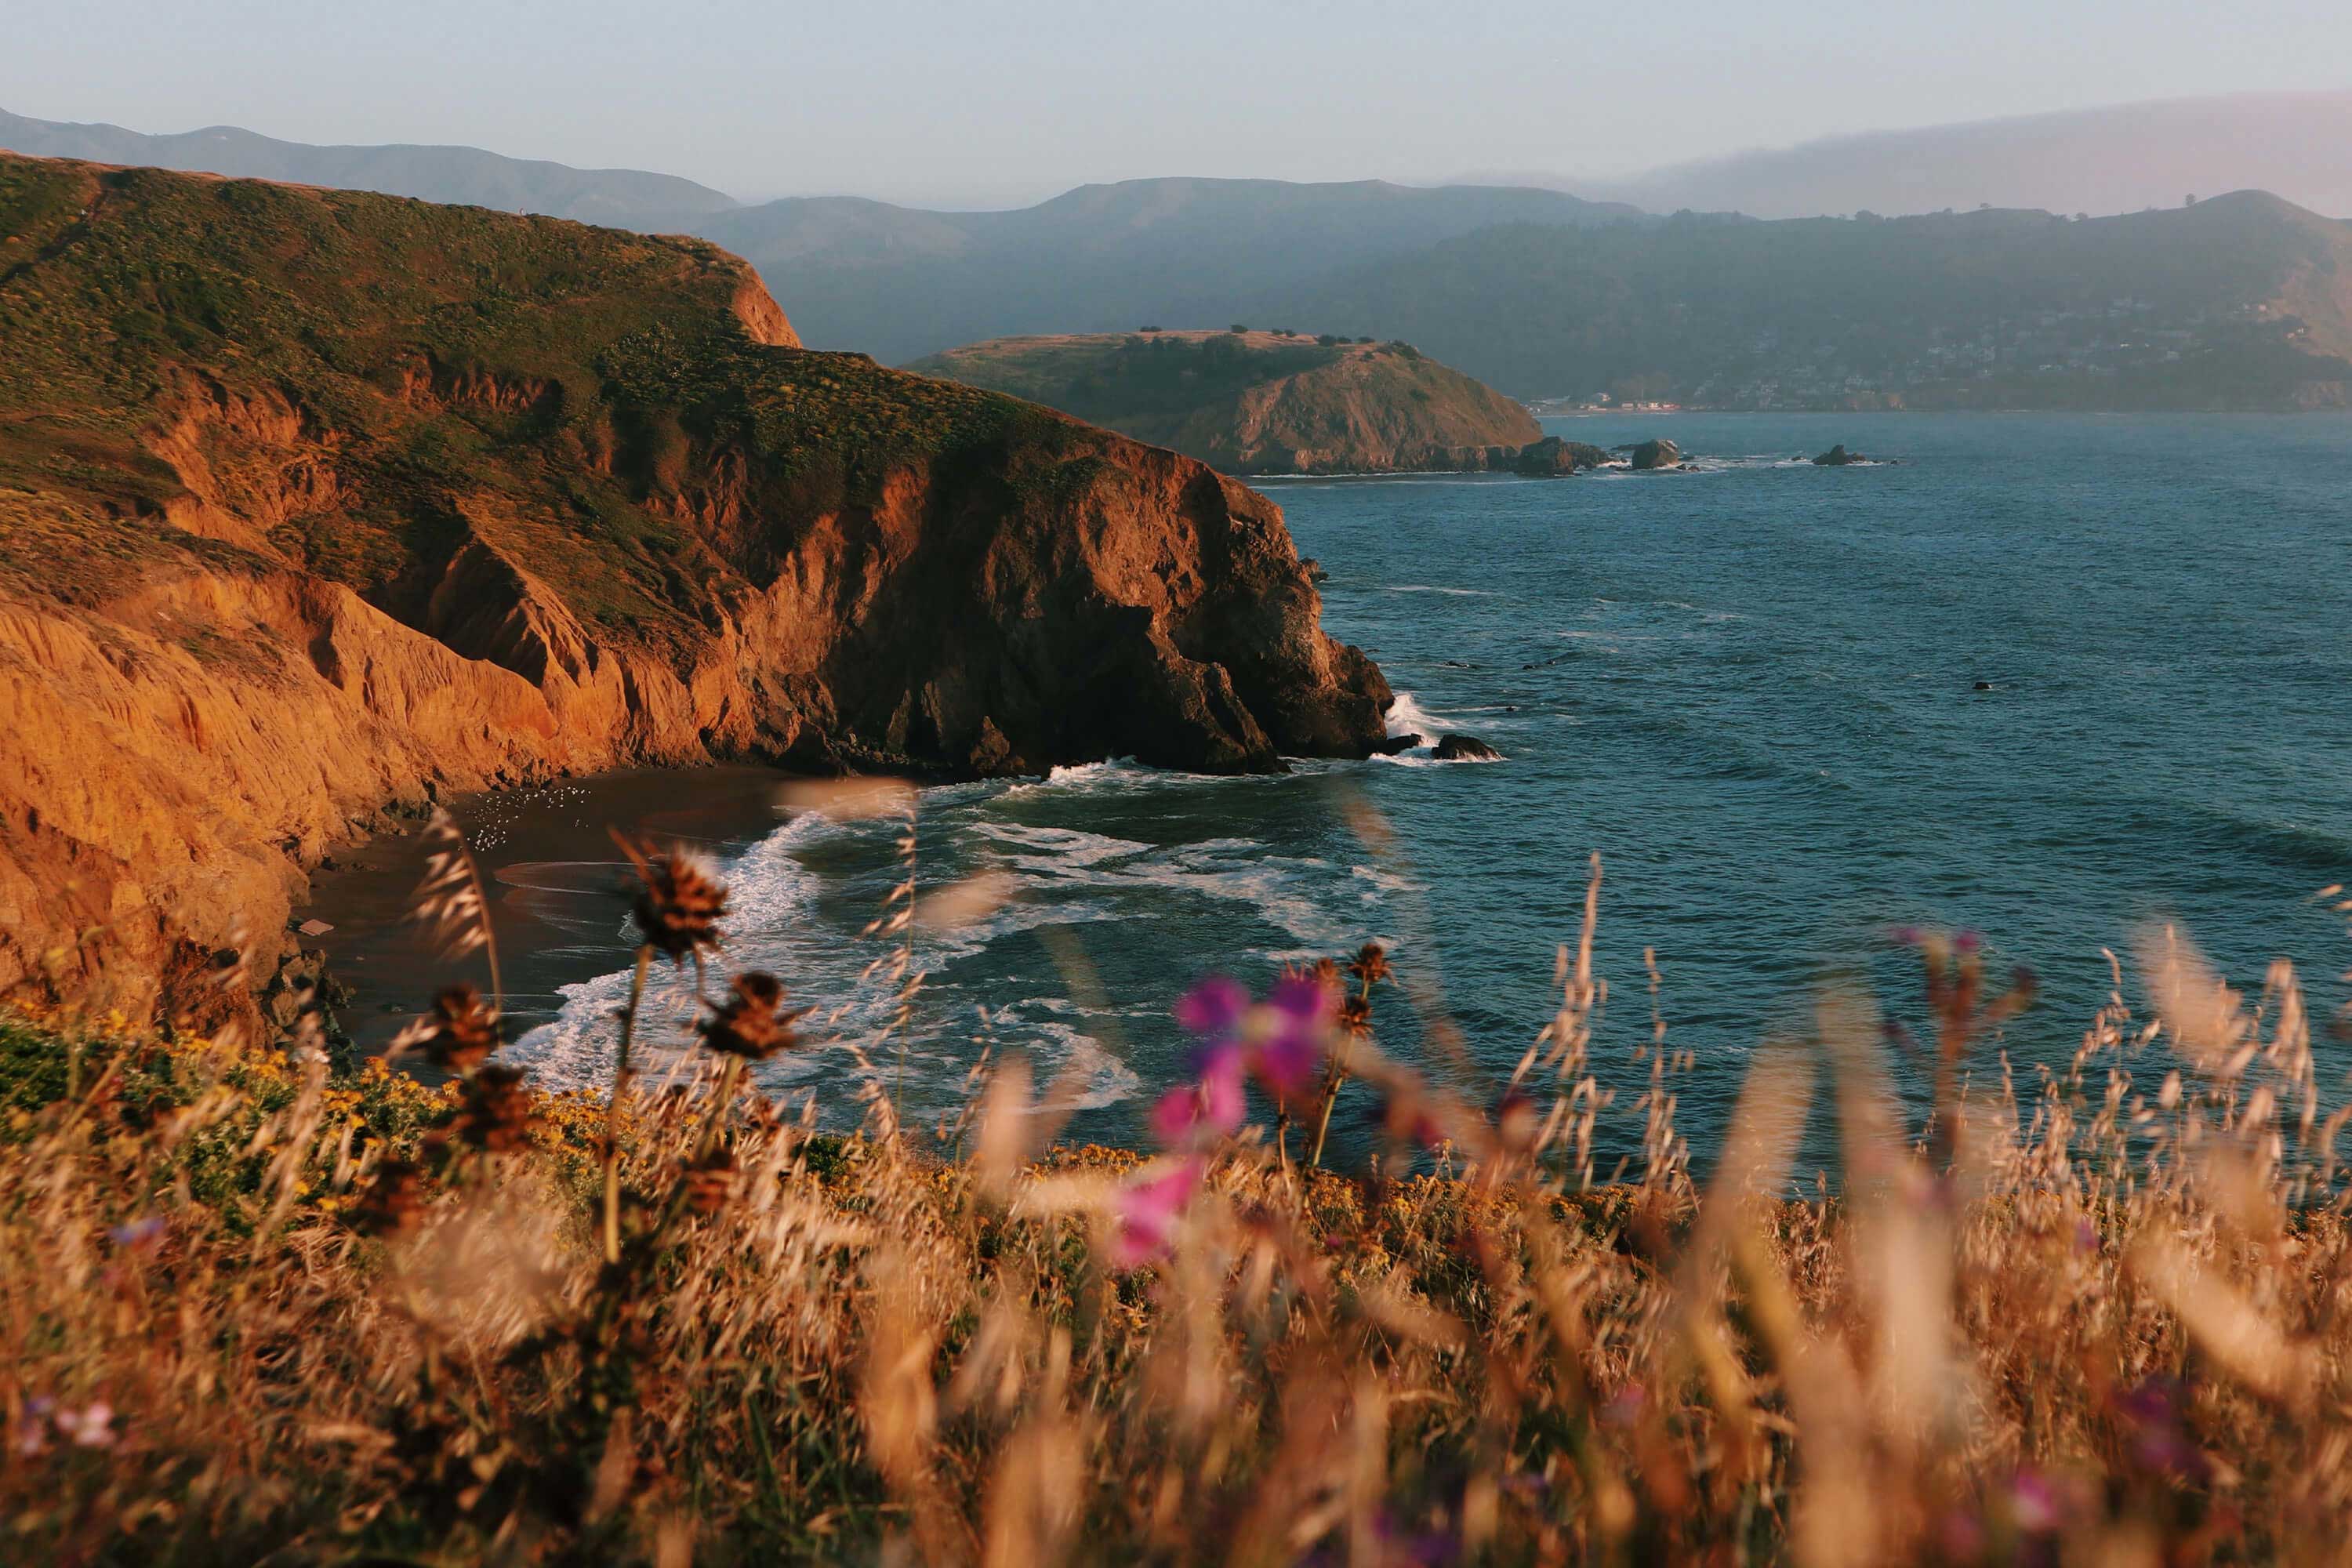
697,972,807,1060
350,1159,429,1236
107,1216,167,1251
2114,1378,2210,1481
53,1402,114,1449
1346,942,1392,985
1174,975,1249,1042
620,837,728,964
390,983,500,1073
1109,1157,1201,1269
443,1064,537,1152
1255,973,1336,1094
1150,1050,1245,1144
1336,993,1373,1039
2009,1469,2065,1534
12,1397,53,1457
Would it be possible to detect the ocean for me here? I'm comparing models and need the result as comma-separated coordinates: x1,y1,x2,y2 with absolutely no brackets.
503,412,2352,1168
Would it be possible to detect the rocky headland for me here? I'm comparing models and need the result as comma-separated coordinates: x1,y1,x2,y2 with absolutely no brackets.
0,155,1388,1033
906,330,1553,476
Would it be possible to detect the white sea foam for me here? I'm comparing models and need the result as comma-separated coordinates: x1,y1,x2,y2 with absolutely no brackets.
1385,690,1444,738
1386,584,1501,597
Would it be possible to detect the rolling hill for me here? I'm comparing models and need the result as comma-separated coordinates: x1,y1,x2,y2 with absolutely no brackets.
906,329,1541,474
692,178,1646,362
1247,191,2352,408
1567,91,2352,222
0,105,739,228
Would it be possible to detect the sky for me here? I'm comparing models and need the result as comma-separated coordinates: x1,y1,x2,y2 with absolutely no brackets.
6,0,2352,209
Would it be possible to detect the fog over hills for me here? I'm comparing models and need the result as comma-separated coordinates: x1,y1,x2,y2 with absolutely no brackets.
1497,92,2352,221
694,178,1643,361
0,106,739,228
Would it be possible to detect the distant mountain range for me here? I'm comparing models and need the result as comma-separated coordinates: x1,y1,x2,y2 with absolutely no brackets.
689,179,1643,363
0,106,737,228
1247,192,2352,408
10,97,2352,410
1504,92,2352,223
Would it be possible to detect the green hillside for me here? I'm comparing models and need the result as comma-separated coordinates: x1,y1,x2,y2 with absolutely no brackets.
1254,192,2352,408
908,329,1541,474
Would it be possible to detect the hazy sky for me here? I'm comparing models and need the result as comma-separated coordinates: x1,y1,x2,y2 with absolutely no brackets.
8,0,2351,207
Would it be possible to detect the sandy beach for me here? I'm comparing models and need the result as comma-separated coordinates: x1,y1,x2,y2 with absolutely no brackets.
296,765,794,1054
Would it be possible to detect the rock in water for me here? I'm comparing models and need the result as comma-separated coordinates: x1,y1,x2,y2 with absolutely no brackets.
1813,444,1866,465
0,154,1391,1032
1513,435,1609,476
1372,733,1426,755
1432,734,1503,760
1629,437,1682,470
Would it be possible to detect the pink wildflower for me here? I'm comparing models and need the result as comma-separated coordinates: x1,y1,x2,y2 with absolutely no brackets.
1110,1158,1202,1269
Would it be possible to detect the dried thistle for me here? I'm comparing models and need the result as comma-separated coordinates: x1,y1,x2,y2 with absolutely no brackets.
349,1158,429,1237
613,831,728,966
679,1146,740,1215
440,1064,537,1153
412,808,503,1014
1346,942,1392,986
388,984,501,1074
697,972,805,1062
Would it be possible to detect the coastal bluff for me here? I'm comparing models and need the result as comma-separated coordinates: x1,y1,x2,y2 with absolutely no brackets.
0,154,1388,1031
907,330,1548,476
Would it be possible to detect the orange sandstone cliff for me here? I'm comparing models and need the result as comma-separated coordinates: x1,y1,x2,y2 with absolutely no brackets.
0,154,1388,1031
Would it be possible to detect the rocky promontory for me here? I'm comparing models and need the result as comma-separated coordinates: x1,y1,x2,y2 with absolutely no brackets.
0,155,1388,1031
907,330,1544,476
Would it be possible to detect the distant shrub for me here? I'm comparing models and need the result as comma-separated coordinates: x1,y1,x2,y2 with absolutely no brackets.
1316,333,1341,347
1356,336,1376,344
1229,324,1249,334
1139,325,1163,333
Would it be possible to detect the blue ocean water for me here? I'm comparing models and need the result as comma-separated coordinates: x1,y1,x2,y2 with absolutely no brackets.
517,412,2352,1165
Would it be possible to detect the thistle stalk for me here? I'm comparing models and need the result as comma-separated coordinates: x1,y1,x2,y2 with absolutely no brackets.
602,944,652,1265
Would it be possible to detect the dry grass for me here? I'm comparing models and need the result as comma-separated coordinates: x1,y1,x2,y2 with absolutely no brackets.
4,851,2350,1566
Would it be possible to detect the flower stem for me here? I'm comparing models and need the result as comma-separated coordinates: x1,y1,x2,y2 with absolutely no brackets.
602,945,651,1265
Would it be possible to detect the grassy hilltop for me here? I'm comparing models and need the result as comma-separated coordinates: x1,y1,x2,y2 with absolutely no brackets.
909,329,1541,474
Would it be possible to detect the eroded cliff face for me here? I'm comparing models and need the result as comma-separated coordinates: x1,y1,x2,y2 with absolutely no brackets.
0,155,1388,1030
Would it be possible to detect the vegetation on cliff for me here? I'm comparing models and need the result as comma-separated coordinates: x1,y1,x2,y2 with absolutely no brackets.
2,833,2346,1565
0,153,1386,1033
907,330,1541,474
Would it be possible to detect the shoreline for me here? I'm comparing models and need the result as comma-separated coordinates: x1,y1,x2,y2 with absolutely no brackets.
298,764,797,1055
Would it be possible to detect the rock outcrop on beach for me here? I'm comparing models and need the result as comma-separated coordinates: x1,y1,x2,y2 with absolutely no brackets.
0,154,1389,1029
907,331,1542,475
1514,435,1609,476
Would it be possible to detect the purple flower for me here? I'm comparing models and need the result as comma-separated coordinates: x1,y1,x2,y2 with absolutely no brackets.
53,1402,114,1450
11,1396,54,1457
1110,1158,1202,1269
2010,1469,2064,1534
1150,1047,1245,1145
1175,976,1249,1043
2114,1379,2209,1481
110,1217,166,1251
1253,975,1334,1095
